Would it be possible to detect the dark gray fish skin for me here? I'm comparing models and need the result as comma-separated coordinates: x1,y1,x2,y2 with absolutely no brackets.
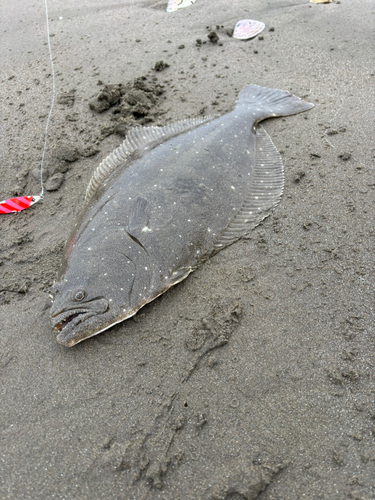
51,85,313,347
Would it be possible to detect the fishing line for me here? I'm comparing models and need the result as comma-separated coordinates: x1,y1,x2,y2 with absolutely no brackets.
40,0,56,199
0,0,55,214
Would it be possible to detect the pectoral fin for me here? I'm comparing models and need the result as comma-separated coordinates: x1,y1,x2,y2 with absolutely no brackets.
128,197,151,233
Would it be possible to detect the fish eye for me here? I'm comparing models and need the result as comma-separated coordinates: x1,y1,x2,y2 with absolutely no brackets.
74,290,85,302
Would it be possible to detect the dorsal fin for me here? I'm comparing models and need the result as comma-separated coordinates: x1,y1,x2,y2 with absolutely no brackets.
212,126,284,253
85,116,216,201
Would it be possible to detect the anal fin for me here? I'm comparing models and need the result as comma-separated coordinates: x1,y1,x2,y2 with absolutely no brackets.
213,126,284,252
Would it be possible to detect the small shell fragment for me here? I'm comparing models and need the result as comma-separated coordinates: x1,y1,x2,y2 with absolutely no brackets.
167,0,196,13
0,195,41,214
310,0,332,3
233,19,265,40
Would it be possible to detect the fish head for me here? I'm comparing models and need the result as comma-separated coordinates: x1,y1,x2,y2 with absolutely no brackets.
50,231,153,347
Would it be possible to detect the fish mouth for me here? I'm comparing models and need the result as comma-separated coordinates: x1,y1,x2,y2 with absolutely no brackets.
52,309,94,333
51,298,109,347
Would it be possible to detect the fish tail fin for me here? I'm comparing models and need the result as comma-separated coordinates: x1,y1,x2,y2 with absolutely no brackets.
235,85,313,122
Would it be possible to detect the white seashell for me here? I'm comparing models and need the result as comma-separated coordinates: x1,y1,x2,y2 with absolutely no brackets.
233,19,265,40
167,0,196,13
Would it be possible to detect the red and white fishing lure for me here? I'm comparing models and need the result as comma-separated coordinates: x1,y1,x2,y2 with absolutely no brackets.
0,196,41,214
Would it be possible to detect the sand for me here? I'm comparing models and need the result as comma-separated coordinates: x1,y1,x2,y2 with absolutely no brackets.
1,0,374,498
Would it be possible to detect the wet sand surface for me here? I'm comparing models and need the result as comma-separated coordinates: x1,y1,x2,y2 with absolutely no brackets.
1,0,374,498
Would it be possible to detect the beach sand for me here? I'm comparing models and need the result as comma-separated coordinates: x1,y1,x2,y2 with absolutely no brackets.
1,0,374,498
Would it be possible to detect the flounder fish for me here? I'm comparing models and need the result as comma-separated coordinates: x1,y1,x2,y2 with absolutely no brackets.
51,85,313,347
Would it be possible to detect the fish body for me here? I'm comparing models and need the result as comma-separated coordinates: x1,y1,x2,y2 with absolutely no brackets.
51,85,313,346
